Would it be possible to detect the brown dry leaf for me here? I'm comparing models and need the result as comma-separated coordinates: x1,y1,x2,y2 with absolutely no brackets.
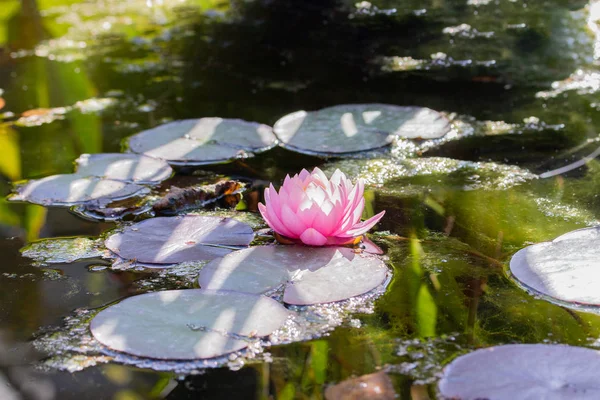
153,180,244,215
21,108,52,117
324,371,395,400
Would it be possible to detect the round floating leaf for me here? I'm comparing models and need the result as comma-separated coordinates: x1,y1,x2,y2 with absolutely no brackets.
274,104,450,156
282,249,388,305
510,227,600,306
12,174,149,206
105,215,255,265
198,246,388,305
126,118,277,165
75,153,173,184
438,344,600,399
90,289,291,360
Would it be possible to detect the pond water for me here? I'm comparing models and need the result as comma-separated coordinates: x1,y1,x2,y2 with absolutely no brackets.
2,0,600,398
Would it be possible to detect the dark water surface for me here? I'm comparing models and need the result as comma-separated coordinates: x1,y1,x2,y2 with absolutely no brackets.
2,0,600,398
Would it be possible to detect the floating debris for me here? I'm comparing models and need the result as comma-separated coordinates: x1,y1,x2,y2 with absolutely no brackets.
16,107,68,127
536,69,600,99
14,97,117,127
442,23,494,39
71,201,152,222
20,237,106,265
153,180,244,215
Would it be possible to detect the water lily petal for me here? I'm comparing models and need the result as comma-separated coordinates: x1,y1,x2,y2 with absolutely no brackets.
311,167,329,187
342,210,386,237
299,228,328,246
298,201,321,227
333,197,365,236
298,169,311,182
305,182,327,206
313,200,343,236
330,169,346,186
259,203,296,238
281,203,307,237
286,180,308,212
266,184,283,219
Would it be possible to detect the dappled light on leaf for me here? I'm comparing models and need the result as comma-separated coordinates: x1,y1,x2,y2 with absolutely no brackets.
11,175,149,206
126,118,277,165
105,215,254,265
439,344,600,399
510,227,600,308
75,153,173,184
274,104,450,156
90,289,291,360
198,245,389,305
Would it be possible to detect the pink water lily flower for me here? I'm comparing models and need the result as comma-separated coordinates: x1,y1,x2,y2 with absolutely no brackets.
258,167,385,246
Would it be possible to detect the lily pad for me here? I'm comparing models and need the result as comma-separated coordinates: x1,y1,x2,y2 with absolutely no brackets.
11,175,149,206
438,344,600,399
105,215,255,265
20,237,105,264
273,104,450,156
75,153,173,184
90,289,291,360
198,246,389,305
510,227,600,306
126,118,277,165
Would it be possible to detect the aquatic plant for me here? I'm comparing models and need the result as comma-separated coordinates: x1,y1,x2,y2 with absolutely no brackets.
258,167,385,246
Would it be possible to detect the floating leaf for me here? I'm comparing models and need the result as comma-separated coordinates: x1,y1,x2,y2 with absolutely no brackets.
11,175,149,206
105,215,255,265
510,227,600,306
438,344,600,399
126,118,277,165
90,289,291,360
198,246,389,305
75,153,173,184
20,237,105,264
274,104,450,156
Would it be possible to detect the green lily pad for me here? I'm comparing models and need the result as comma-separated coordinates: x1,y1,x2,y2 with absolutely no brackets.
105,215,255,265
75,153,173,184
126,118,277,165
11,175,149,206
198,245,389,305
90,289,291,360
439,344,600,399
273,104,450,156
510,227,600,306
